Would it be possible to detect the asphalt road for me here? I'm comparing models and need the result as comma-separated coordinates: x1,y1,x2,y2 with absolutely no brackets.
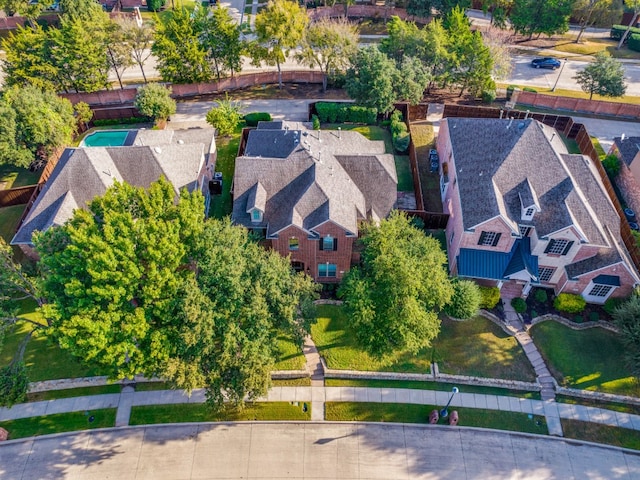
2,422,640,479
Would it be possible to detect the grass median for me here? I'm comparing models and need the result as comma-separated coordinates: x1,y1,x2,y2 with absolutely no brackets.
129,402,311,425
326,402,548,435
0,409,116,440
562,419,640,451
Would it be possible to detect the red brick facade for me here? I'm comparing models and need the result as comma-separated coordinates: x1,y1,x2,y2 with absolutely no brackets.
269,221,355,283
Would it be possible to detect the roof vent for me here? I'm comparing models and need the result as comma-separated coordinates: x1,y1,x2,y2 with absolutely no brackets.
622,133,626,141
518,122,525,129
154,147,162,154
177,139,184,145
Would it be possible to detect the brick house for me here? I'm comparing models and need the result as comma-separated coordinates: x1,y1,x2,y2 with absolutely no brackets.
437,117,639,303
12,128,216,257
232,121,397,283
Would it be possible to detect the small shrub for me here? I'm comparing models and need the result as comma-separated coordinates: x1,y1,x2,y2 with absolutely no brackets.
553,293,586,314
574,315,583,323
312,114,320,130
628,33,640,52
506,85,517,100
588,311,599,322
511,297,527,313
390,109,410,153
479,286,500,309
602,154,621,178
147,0,165,11
445,279,482,319
481,89,496,104
523,87,537,93
244,112,272,127
604,296,624,315
530,310,538,319
534,289,548,304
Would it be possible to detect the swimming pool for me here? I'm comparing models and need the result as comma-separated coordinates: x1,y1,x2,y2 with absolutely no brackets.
81,130,130,147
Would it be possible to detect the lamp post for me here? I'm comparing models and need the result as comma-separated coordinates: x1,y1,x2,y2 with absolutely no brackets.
551,58,568,92
440,387,459,418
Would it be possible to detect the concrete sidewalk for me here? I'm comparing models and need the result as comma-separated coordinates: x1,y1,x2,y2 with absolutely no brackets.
2,386,639,434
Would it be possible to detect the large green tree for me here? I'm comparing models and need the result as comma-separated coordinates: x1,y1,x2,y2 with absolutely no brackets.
120,19,154,83
614,293,640,379
0,85,76,168
196,5,244,81
510,0,574,39
339,211,453,357
406,0,470,17
134,83,177,123
297,17,359,92
345,46,398,114
152,6,212,84
574,52,627,100
33,178,318,407
252,0,308,89
1,25,60,92
445,7,494,96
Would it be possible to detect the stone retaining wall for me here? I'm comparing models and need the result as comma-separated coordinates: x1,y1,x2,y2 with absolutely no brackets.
556,386,640,406
529,314,619,333
270,370,309,380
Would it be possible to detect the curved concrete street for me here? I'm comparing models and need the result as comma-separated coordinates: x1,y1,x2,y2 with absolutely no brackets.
2,422,640,479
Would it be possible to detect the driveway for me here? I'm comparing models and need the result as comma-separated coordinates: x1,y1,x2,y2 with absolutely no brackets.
2,423,640,479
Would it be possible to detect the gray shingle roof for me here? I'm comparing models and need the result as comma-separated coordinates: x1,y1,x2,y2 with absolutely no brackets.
447,118,617,246
232,122,397,237
12,128,214,245
613,136,640,167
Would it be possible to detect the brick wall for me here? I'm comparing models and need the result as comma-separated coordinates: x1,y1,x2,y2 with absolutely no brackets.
270,222,353,283
515,91,640,120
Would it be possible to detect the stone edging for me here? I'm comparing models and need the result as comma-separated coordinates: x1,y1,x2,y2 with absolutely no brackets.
529,314,619,333
433,363,541,392
270,370,309,380
477,310,514,335
314,299,344,305
556,386,640,406
320,357,434,382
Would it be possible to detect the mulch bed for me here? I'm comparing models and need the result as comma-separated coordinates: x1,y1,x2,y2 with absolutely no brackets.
524,287,612,325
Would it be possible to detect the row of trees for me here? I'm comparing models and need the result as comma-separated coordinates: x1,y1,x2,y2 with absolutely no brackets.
1,178,318,407
2,0,154,92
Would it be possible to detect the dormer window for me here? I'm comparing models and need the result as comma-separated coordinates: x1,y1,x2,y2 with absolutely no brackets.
521,205,536,221
251,209,263,223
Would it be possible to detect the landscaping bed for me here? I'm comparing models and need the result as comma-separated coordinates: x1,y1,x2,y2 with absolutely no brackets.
524,287,612,324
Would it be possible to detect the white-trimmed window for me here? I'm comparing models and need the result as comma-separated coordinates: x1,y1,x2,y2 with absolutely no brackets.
318,263,337,277
588,284,613,298
519,225,532,237
525,207,535,216
478,231,501,247
289,237,299,251
251,209,262,223
544,239,573,256
538,267,555,283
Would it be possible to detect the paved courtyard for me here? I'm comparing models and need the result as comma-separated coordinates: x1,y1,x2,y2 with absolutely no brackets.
2,422,640,479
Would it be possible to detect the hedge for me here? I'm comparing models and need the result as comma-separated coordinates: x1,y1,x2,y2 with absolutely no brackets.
390,110,410,153
93,116,149,126
511,297,527,314
314,102,376,125
610,24,640,42
244,112,272,127
629,33,640,52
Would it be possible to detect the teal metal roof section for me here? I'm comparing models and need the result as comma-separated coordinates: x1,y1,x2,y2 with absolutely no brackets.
592,274,621,286
457,239,538,281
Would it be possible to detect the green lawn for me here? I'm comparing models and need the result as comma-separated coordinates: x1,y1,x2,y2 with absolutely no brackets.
560,134,581,154
0,409,116,440
1,305,101,382
0,204,25,243
0,164,40,189
530,321,639,396
562,419,640,451
311,305,534,380
432,317,536,381
591,136,606,160
208,125,242,219
274,333,306,370
129,402,310,425
326,402,548,435
311,304,432,373
27,385,122,402
394,155,413,192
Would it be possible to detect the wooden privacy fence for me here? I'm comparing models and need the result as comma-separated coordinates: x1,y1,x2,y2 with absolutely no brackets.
0,185,36,208
441,103,640,274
